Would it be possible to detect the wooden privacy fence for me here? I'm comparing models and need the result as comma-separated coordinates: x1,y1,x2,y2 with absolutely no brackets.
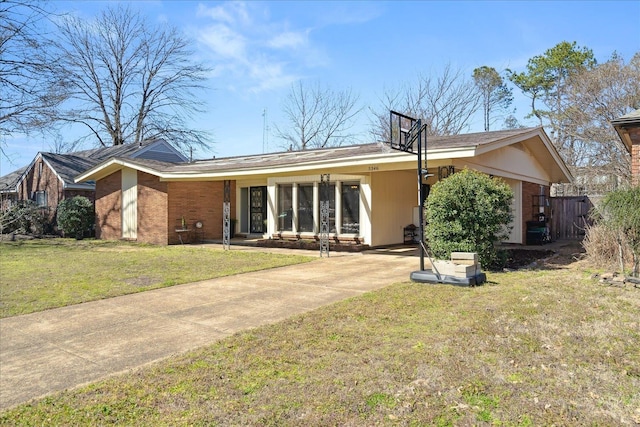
549,196,594,240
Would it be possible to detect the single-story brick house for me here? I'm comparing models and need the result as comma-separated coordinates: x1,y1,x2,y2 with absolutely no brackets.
612,109,640,185
0,139,187,225
76,127,572,246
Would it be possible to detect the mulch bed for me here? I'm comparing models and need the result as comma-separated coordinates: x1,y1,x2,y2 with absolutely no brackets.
503,248,556,269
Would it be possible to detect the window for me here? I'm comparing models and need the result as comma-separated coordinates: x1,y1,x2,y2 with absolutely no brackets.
341,183,359,234
277,184,293,231
34,191,47,208
297,184,314,232
318,183,336,233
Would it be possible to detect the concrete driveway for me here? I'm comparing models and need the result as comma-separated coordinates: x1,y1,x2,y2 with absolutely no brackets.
0,249,418,410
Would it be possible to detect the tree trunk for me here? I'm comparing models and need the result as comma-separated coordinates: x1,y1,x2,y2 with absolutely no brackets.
617,235,625,274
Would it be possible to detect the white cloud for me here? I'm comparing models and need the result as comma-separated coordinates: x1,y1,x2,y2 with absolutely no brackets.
267,30,308,49
197,2,251,26
198,24,247,60
193,2,319,94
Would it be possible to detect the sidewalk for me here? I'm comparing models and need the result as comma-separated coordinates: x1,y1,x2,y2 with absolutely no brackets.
0,251,418,410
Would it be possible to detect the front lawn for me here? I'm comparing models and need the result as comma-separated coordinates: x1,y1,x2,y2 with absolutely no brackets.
0,239,312,318
1,260,638,425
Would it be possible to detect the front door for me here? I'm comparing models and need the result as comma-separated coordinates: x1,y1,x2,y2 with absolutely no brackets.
250,187,267,233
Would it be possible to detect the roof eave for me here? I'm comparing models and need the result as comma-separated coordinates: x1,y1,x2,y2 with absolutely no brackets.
75,158,164,182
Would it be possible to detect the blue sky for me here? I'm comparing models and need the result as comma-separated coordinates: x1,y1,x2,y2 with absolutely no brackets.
2,0,639,174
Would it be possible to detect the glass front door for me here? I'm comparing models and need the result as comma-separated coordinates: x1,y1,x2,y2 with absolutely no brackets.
250,187,267,233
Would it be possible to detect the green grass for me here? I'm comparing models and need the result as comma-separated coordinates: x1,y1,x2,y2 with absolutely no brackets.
0,239,312,318
1,258,638,426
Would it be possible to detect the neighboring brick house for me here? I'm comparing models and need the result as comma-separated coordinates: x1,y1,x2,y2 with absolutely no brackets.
77,127,573,246
0,139,187,229
612,109,640,185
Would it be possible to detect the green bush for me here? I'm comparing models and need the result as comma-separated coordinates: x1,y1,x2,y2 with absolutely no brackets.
0,201,47,235
425,168,513,269
56,196,94,239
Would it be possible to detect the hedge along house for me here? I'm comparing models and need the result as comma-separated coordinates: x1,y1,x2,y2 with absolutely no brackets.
75,127,572,247
0,139,187,227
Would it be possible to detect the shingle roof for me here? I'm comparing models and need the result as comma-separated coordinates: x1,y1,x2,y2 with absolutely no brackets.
0,166,28,193
611,109,640,126
100,127,542,175
41,153,98,187
0,138,186,190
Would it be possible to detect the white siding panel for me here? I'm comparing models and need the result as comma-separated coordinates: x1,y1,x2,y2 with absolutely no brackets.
504,178,522,244
122,168,137,239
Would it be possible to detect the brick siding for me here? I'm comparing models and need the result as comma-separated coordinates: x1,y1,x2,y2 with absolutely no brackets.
93,171,237,245
18,157,63,223
137,171,168,245
95,170,122,240
630,128,640,185
167,181,236,245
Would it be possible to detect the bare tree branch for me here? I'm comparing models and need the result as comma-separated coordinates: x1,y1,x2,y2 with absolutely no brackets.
369,64,481,142
52,4,212,151
559,52,640,185
274,81,362,151
0,0,67,159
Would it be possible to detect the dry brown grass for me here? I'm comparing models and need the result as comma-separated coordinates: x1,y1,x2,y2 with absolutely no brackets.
1,249,639,426
583,223,633,272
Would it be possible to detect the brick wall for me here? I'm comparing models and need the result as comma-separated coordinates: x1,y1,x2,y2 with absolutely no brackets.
522,181,550,243
95,170,122,240
137,171,168,245
167,181,236,245
630,127,640,185
19,157,63,223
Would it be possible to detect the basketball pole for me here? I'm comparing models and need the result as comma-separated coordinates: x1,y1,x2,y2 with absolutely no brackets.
417,120,425,272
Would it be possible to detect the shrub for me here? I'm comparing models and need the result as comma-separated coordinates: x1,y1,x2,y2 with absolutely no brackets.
582,222,632,271
425,168,513,269
0,201,47,236
595,186,640,277
56,196,94,239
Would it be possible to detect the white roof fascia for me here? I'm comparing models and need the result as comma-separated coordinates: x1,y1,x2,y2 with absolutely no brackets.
473,128,541,155
15,153,42,190
158,146,478,181
77,145,479,182
74,158,164,183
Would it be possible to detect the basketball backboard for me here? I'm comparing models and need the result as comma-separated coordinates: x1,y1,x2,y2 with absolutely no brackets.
389,110,427,154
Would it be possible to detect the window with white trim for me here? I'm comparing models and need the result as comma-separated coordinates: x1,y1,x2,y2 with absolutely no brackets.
297,184,314,232
34,191,47,207
341,182,359,234
277,184,293,231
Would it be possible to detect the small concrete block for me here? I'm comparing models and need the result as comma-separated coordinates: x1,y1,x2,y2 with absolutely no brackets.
454,264,477,277
450,252,478,262
432,260,456,276
451,259,478,266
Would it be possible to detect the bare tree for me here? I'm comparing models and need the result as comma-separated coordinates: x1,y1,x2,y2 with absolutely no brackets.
560,52,640,184
53,4,212,149
472,66,513,131
275,81,362,151
0,1,66,158
370,64,481,142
